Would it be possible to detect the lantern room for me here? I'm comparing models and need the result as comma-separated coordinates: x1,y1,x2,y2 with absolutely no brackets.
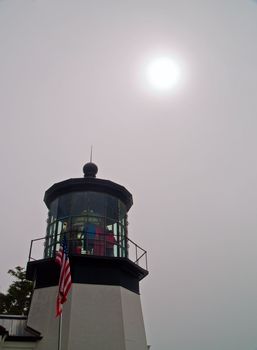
43,163,133,260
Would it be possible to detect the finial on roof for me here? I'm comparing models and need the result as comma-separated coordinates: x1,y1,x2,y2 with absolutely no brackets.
83,162,98,178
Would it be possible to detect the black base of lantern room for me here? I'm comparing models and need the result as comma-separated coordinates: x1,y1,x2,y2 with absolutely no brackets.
26,255,148,295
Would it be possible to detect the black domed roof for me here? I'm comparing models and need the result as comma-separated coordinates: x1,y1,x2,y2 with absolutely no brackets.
44,163,133,211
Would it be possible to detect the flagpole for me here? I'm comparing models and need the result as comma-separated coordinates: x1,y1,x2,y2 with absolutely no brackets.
58,312,63,350
56,234,71,350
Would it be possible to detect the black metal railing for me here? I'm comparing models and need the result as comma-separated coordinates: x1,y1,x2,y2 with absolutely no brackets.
28,234,148,271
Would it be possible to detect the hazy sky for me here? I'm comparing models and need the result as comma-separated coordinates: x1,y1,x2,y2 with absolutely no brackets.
1,1,257,349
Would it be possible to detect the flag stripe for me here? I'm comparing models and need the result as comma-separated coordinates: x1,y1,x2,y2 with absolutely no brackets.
55,235,72,317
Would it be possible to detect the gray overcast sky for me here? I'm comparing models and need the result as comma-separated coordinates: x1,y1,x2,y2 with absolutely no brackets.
1,1,257,349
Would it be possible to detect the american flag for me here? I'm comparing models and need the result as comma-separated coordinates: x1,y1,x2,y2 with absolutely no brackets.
55,234,72,317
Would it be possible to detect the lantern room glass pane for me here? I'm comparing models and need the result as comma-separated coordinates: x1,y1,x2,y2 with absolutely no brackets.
48,198,58,224
58,193,72,218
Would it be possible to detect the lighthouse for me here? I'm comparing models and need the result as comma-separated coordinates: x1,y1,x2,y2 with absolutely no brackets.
26,163,149,350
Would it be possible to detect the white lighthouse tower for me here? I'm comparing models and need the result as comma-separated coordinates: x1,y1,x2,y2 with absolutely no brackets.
26,163,149,350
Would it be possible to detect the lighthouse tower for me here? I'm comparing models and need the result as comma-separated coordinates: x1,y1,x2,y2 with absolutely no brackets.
26,163,148,350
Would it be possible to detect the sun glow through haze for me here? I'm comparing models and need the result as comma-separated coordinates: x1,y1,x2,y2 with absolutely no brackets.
146,57,181,91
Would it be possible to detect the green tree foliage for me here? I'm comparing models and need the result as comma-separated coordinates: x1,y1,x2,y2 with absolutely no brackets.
0,266,33,315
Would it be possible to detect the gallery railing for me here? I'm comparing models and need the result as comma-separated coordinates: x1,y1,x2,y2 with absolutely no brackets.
28,234,148,271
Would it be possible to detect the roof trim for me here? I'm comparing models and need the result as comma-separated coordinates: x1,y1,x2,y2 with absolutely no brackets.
44,177,133,211
5,335,42,342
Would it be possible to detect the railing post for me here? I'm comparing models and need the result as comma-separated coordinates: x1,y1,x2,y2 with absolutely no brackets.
28,240,33,261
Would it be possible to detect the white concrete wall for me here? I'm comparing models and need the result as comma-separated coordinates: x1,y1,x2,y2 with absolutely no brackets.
27,286,71,350
68,284,126,350
121,287,148,350
27,284,147,350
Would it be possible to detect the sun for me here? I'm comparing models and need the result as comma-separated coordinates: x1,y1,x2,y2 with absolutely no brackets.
146,57,181,91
